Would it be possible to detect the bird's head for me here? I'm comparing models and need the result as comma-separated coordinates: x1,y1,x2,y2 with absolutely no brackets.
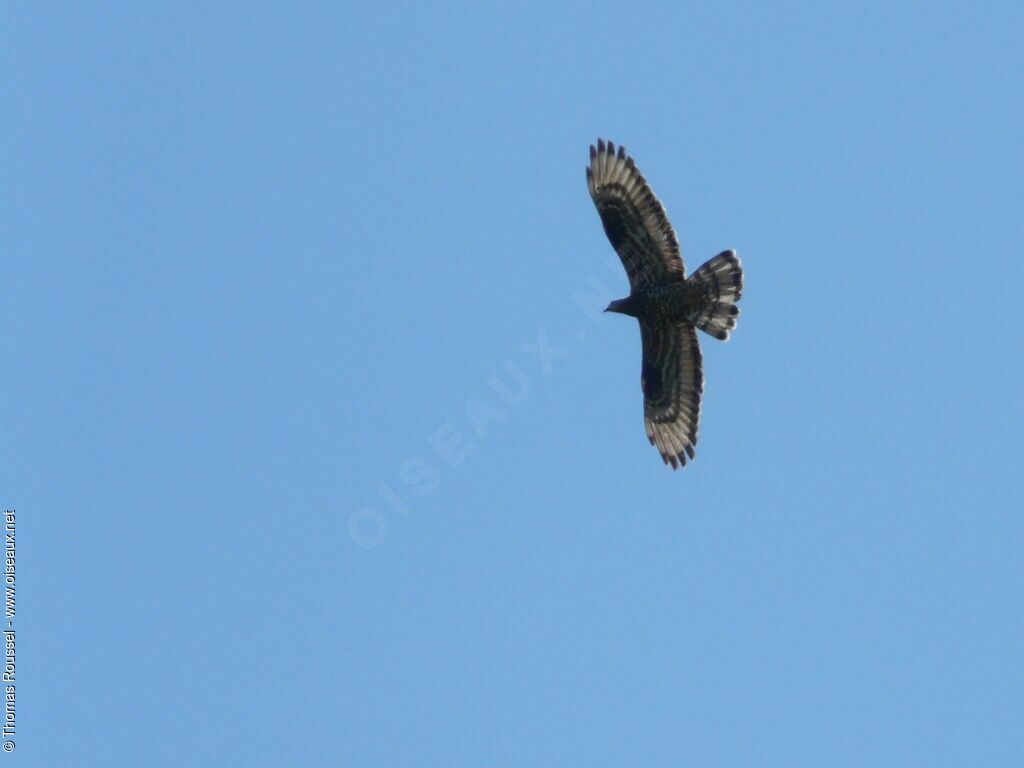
605,296,639,317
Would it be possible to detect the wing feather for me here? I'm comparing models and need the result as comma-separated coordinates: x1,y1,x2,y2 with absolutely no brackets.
587,139,684,289
640,320,703,469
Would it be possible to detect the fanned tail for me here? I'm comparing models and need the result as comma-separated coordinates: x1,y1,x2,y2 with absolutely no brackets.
688,249,743,341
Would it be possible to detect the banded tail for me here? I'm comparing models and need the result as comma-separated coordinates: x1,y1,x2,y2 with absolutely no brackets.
688,249,743,341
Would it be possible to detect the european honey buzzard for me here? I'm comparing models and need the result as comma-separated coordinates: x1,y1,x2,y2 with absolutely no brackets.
587,139,743,469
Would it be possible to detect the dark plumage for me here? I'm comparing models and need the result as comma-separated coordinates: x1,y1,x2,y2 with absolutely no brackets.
587,139,743,469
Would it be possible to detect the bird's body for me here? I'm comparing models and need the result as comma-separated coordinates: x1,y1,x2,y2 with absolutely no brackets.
606,281,709,321
587,139,743,469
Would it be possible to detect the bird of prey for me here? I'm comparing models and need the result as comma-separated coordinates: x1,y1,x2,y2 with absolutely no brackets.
587,139,743,469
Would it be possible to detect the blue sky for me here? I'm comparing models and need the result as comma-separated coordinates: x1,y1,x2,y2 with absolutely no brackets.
4,2,1023,766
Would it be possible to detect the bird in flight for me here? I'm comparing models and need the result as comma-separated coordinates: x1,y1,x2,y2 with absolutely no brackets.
587,139,743,469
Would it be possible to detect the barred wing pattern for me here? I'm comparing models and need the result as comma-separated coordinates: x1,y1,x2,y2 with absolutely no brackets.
640,320,704,469
587,139,684,289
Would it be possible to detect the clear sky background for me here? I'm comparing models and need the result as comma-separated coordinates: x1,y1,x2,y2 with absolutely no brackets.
4,2,1023,766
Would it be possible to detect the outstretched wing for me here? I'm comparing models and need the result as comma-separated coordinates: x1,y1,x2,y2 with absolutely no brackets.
639,320,703,469
587,139,684,289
